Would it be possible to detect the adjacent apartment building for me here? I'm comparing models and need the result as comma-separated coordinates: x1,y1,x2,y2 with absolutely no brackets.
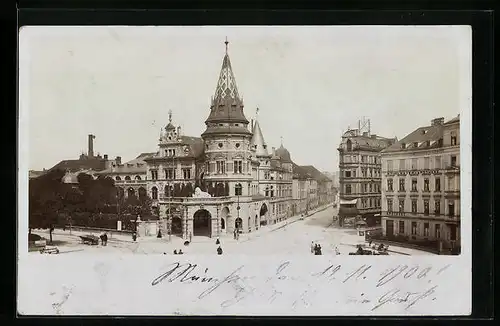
380,115,460,254
337,120,396,227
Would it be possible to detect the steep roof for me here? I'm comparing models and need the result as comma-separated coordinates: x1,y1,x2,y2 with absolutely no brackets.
292,162,312,180
382,123,443,153
203,42,249,134
275,144,292,163
250,119,270,157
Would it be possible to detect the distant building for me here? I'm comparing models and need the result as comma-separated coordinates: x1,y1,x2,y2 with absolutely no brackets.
337,118,396,227
49,134,119,173
380,115,460,254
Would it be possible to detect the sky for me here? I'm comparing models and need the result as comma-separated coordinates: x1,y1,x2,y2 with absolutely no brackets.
20,26,470,172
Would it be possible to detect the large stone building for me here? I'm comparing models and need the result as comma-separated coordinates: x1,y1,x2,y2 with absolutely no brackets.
337,120,396,227
380,115,460,254
97,41,332,239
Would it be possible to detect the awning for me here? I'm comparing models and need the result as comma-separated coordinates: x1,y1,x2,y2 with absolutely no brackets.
339,198,358,205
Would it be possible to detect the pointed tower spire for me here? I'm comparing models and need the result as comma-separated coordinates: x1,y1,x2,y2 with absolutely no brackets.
250,107,270,158
168,109,172,123
280,136,283,146
213,38,240,102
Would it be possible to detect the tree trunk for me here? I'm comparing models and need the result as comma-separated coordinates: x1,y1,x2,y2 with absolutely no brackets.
49,225,53,244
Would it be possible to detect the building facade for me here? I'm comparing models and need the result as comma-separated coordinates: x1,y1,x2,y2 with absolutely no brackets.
380,116,460,254
98,41,332,239
337,122,396,227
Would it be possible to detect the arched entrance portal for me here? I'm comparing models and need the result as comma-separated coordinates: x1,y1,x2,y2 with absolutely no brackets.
259,203,268,226
193,209,212,237
171,217,183,236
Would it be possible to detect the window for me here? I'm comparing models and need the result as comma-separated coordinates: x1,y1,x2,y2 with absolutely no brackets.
424,200,429,215
352,170,356,177
387,179,393,191
450,155,457,167
387,199,393,212
216,161,225,174
234,160,243,174
411,222,417,235
151,187,158,200
424,157,430,169
115,176,121,181
451,132,457,146
345,184,351,194
399,220,405,234
411,179,418,192
399,159,406,171
182,168,191,179
265,186,269,197
235,183,242,196
125,176,131,181
387,160,393,171
435,156,442,169
435,178,441,192
424,178,430,192
399,199,404,213
346,139,352,151
150,170,158,180
361,155,366,163
270,186,274,197
411,200,417,213
165,168,175,180
435,224,441,239
369,184,372,192
435,201,441,215
218,143,223,148
345,171,351,178
448,176,455,191
424,223,430,237
264,171,270,179
411,158,418,170
369,198,372,207
399,178,405,191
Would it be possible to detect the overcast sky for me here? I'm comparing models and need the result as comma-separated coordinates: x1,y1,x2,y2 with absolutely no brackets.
21,26,470,172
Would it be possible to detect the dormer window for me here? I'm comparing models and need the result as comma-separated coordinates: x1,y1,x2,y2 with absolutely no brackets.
413,142,418,148
401,143,406,149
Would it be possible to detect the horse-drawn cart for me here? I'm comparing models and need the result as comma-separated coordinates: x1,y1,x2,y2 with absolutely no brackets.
79,235,100,245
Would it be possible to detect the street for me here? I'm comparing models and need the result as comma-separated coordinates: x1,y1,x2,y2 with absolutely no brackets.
31,205,431,256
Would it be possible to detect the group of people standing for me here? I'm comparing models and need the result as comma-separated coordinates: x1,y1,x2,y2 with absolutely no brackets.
311,242,322,255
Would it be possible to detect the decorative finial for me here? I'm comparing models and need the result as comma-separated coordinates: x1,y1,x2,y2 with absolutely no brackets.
280,136,283,146
225,37,229,54
168,110,172,123
256,107,259,117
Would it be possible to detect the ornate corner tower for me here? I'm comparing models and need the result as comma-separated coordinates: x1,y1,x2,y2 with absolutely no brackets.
201,39,253,197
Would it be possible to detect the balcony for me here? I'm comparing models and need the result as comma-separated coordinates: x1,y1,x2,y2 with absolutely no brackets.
382,211,459,222
158,195,232,205
115,180,147,185
444,190,460,198
444,165,460,175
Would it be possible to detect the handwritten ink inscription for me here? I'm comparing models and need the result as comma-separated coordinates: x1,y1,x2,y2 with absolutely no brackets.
151,261,450,312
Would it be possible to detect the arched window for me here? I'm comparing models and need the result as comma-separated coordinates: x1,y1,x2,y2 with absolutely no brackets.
125,176,131,181
135,175,142,180
265,186,269,197
152,186,158,200
346,139,352,151
115,176,121,181
270,186,274,198
235,183,243,196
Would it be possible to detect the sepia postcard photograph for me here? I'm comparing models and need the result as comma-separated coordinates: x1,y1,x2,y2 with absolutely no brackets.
18,25,472,316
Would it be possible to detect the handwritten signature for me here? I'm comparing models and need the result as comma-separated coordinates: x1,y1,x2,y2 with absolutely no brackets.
371,286,438,311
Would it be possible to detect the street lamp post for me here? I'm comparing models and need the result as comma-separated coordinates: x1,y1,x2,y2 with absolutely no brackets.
236,184,242,232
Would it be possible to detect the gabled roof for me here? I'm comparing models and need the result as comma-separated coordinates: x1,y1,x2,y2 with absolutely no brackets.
180,136,205,158
444,114,460,125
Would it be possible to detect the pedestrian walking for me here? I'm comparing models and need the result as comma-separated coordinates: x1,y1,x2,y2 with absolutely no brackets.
310,241,315,254
217,246,223,255
100,234,105,246
132,232,137,242
233,229,236,240
216,237,220,245
173,249,178,255
157,229,162,238
178,249,184,255
103,233,108,246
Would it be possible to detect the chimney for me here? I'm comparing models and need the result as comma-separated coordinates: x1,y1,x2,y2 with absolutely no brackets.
371,134,377,139
88,134,95,158
431,117,444,126
362,132,368,137
272,147,276,156
116,156,122,165
104,154,108,160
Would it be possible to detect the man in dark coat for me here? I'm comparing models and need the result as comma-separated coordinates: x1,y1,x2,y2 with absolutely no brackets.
217,246,223,255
